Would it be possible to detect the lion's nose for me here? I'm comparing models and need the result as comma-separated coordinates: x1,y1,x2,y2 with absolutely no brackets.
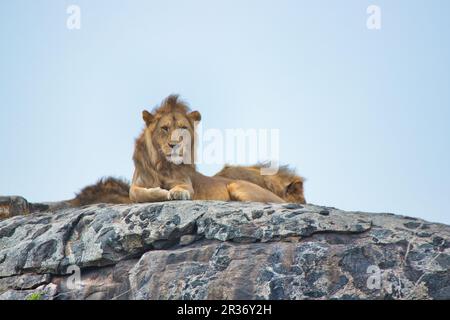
168,142,177,148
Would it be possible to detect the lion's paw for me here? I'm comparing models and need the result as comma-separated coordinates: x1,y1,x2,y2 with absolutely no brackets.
147,187,169,198
168,187,191,200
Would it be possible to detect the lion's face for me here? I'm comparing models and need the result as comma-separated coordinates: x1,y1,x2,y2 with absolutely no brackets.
154,112,194,164
143,109,201,165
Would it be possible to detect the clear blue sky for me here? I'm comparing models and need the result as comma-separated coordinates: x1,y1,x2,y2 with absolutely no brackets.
1,1,449,224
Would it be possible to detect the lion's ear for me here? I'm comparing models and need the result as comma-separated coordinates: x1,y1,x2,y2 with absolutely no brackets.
142,110,154,126
188,111,201,122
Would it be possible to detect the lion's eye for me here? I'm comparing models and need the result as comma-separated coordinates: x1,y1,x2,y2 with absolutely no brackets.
161,126,169,132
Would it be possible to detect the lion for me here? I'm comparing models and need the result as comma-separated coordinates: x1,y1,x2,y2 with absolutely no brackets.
128,95,285,203
70,177,132,206
214,164,306,204
51,95,306,209
67,163,305,206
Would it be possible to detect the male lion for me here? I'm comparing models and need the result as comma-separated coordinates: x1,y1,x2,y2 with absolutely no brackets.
129,95,285,203
45,95,305,209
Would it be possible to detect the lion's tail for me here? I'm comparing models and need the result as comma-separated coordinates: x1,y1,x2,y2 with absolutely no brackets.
69,176,131,207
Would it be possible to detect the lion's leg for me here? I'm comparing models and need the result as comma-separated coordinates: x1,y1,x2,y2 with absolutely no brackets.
227,180,285,203
129,185,169,203
165,180,195,200
168,185,193,200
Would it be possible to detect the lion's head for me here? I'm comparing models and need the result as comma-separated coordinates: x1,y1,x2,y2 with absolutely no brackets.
266,165,306,204
283,178,305,204
135,95,201,170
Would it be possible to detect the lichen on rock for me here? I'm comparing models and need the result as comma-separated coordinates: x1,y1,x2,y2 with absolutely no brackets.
0,200,448,300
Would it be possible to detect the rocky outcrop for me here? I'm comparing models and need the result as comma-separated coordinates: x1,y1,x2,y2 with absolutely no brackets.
0,200,449,300
0,196,30,220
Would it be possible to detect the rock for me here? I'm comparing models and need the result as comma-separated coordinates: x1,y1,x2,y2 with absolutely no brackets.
0,196,30,219
0,200,449,300
179,235,197,246
0,273,51,292
0,283,57,300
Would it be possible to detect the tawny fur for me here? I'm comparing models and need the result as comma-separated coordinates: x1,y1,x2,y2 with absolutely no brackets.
215,164,306,204
129,95,285,204
71,177,131,206
70,95,307,207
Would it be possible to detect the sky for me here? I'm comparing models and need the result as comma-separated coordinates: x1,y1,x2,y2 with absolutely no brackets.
1,0,449,224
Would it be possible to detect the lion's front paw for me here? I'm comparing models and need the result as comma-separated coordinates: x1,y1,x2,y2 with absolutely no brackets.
147,187,169,198
168,187,191,200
